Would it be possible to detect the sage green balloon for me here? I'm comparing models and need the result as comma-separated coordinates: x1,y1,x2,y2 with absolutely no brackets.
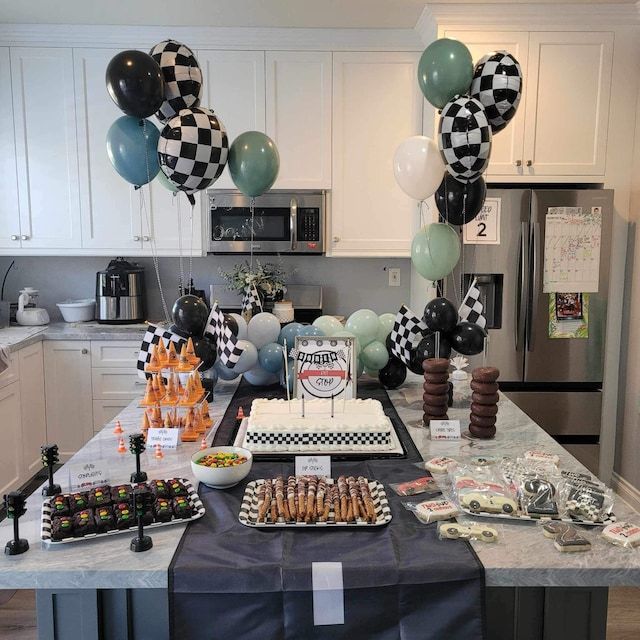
228,131,280,197
418,38,474,109
345,309,379,348
376,313,396,343
361,340,389,371
411,223,461,283
333,329,361,356
312,315,343,336
155,168,179,194
355,357,365,378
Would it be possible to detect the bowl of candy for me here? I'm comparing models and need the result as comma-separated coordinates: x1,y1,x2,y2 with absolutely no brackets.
191,446,253,489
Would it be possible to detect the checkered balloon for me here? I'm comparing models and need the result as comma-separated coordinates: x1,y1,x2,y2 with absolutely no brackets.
438,96,492,183
157,107,229,196
470,51,522,134
150,40,203,124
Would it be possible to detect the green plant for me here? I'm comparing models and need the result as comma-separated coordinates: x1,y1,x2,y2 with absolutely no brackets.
219,260,289,299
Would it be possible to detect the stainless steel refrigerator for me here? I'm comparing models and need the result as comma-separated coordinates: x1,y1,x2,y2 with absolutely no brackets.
444,188,613,444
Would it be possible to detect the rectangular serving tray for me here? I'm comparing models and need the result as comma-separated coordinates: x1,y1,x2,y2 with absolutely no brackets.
458,505,616,527
239,478,392,528
41,478,205,545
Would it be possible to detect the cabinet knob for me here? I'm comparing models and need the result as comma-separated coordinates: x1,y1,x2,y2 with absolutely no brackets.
81,348,88,355
21,235,29,241
133,235,141,241
143,235,150,242
526,160,533,167
10,235,18,241
515,160,522,167
333,236,340,243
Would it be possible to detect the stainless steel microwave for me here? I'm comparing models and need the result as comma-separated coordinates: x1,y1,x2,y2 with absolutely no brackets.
207,190,325,254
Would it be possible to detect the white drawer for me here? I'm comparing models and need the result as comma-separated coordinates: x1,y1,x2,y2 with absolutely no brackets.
91,367,144,400
93,399,130,432
91,341,141,368
0,352,18,390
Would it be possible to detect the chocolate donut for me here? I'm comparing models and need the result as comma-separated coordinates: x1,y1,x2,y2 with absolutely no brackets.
470,413,497,428
472,367,500,383
470,402,498,417
424,403,449,417
471,391,499,405
423,372,449,384
423,392,449,406
423,413,448,425
469,423,496,439
470,380,499,395
422,358,450,373
423,382,450,395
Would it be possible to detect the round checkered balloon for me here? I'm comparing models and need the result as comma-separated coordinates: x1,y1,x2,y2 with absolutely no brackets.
150,40,202,124
157,107,229,196
470,51,522,134
438,96,492,183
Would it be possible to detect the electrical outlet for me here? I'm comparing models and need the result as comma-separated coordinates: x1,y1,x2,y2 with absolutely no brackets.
388,268,401,287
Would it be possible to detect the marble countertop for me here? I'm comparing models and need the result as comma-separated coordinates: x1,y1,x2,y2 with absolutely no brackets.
0,321,149,352
1,374,639,590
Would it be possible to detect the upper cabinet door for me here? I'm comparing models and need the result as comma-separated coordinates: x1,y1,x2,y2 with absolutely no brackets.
198,50,266,190
331,52,422,257
74,48,143,252
522,32,613,177
11,48,82,248
442,30,529,177
0,48,21,250
266,51,332,189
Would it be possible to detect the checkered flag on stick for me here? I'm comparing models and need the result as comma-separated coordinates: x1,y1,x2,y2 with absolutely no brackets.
137,324,187,380
241,283,263,317
204,301,245,368
459,277,487,329
389,305,429,366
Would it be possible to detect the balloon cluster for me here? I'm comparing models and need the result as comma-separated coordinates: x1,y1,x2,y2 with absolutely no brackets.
393,40,522,284
105,41,280,203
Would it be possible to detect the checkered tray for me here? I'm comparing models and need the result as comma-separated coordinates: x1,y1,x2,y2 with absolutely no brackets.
459,505,617,527
41,478,205,545
239,479,392,528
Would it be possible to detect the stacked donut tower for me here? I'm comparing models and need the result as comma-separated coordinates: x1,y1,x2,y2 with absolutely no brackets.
422,358,450,426
469,367,500,438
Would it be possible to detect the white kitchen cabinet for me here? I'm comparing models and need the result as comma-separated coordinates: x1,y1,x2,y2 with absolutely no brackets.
266,51,332,189
91,367,142,401
90,340,141,368
44,341,93,460
0,382,23,495
522,31,612,177
198,50,266,190
93,399,130,433
442,30,530,177
331,51,423,257
18,342,47,477
10,47,82,249
0,48,21,250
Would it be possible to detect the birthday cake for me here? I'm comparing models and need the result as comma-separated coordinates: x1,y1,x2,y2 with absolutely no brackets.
245,398,394,451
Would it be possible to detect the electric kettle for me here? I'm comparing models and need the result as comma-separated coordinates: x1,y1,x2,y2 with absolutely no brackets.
16,292,50,326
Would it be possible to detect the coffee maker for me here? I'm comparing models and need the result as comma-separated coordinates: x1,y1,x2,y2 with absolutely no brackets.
96,258,145,324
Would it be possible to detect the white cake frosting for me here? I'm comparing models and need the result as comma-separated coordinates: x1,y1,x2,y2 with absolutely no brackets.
245,398,393,451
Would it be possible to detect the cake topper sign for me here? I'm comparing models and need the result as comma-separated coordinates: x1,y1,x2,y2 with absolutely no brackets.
293,337,356,400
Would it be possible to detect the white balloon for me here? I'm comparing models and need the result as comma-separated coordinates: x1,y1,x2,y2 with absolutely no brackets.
393,135,445,201
233,340,258,373
247,312,281,349
229,312,247,340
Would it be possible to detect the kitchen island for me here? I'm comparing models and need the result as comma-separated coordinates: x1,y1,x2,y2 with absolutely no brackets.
1,374,639,639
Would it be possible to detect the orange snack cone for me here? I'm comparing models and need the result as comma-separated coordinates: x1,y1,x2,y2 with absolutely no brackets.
176,374,184,396
146,345,161,372
193,410,205,435
177,344,192,372
154,443,164,459
186,337,199,365
164,413,173,428
141,412,151,435
113,420,123,435
156,374,166,398
152,405,162,428
166,341,179,367
141,378,157,406
180,411,198,442
156,339,168,364
117,436,126,454
162,375,178,405
201,401,212,426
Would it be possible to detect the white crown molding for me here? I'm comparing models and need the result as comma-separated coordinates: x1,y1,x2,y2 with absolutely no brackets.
415,2,640,35
0,24,424,51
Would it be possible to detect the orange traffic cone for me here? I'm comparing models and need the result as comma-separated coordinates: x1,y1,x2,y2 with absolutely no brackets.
141,412,150,436
200,435,208,450
166,341,179,367
154,443,164,459
186,337,199,366
140,378,157,406
117,437,126,454
113,420,123,435
177,344,192,372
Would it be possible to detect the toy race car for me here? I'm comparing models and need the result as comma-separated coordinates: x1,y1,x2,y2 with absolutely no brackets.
439,522,499,542
460,491,517,515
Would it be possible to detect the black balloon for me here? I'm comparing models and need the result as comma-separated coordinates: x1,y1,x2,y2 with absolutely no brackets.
106,50,164,118
224,313,238,337
192,336,216,371
385,334,394,354
414,332,452,363
172,295,209,337
449,321,487,356
169,323,191,339
423,297,458,333
435,174,486,226
378,357,407,389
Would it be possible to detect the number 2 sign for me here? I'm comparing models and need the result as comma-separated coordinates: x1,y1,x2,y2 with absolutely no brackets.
463,197,501,245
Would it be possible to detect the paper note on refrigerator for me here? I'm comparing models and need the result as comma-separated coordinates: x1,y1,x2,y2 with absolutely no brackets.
543,206,602,293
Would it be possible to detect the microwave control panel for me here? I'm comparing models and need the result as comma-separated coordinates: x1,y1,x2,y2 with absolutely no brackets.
298,209,320,242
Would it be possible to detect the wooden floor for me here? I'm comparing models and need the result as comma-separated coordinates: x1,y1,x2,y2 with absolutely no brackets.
0,587,639,638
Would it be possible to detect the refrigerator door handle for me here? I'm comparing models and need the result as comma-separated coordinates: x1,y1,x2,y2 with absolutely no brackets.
527,221,541,351
516,221,529,351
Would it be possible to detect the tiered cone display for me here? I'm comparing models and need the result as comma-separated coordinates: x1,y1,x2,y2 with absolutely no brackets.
468,367,500,438
422,358,450,426
140,378,158,407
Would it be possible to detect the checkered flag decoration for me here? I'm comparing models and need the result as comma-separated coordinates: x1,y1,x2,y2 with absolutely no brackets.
438,96,492,183
137,324,187,380
241,284,263,317
150,39,203,124
157,107,229,198
389,305,429,366
458,277,487,329
205,302,245,368
470,51,522,134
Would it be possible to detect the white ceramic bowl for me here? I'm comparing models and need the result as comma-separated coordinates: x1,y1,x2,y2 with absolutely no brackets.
56,299,95,322
191,446,253,489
